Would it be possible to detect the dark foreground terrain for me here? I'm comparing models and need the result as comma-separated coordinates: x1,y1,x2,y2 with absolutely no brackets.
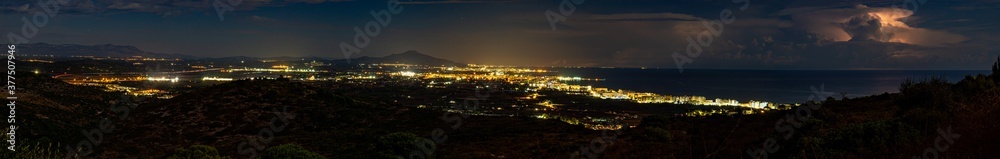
3,65,999,158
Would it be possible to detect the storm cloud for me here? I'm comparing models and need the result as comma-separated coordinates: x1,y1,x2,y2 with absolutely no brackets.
782,5,966,46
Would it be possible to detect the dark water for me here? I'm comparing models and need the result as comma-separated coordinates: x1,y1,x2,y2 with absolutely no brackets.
551,68,991,104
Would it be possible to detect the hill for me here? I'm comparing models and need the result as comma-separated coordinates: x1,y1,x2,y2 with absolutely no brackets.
9,60,1000,159
93,79,389,158
89,79,594,158
16,43,196,59
1,72,119,143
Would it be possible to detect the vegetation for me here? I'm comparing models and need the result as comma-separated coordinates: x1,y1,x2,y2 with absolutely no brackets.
0,143,63,159
793,119,920,158
611,57,1000,158
167,145,230,159
993,56,999,76
8,58,998,158
0,137,64,159
259,144,326,159
375,132,433,159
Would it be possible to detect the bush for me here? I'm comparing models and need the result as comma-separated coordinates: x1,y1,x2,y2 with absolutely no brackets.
260,144,326,159
799,119,919,157
955,74,998,95
0,126,65,159
167,145,230,159
897,78,955,111
899,108,948,131
632,127,673,142
0,141,63,159
376,132,434,159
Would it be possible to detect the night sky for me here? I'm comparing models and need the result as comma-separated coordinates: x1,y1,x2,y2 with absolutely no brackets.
2,0,999,70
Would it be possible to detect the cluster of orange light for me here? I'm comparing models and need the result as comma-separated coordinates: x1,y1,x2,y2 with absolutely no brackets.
65,77,146,83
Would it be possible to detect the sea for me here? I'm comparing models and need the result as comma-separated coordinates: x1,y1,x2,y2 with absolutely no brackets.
551,68,992,104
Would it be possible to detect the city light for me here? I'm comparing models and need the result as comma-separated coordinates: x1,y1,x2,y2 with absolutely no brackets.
400,71,416,77
203,77,234,81
148,77,179,83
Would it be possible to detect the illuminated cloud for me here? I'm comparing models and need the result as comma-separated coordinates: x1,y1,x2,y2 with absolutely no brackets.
782,5,966,46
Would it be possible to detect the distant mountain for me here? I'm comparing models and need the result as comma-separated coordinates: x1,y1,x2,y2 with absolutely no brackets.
263,56,330,62
196,56,332,66
16,43,461,65
333,50,464,66
16,43,197,59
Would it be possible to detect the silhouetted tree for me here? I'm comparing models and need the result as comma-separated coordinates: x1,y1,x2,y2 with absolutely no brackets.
993,56,999,76
992,56,999,82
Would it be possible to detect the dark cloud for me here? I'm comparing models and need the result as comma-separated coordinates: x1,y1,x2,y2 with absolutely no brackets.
842,13,888,42
0,0,356,16
779,5,966,46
